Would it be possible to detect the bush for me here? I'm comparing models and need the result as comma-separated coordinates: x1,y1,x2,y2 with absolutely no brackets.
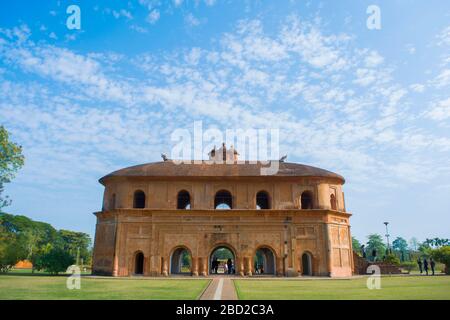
400,261,416,273
383,253,400,266
34,248,75,274
429,246,450,275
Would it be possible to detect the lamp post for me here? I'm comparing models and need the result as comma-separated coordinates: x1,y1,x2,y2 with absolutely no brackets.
384,222,391,254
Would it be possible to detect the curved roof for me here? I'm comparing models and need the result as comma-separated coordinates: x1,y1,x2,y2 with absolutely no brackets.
99,161,345,184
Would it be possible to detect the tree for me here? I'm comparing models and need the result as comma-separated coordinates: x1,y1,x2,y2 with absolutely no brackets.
352,237,362,256
34,247,75,274
409,237,419,251
423,238,450,249
383,253,400,266
57,230,91,265
429,246,450,275
366,234,386,261
392,237,409,261
0,225,23,272
0,126,24,209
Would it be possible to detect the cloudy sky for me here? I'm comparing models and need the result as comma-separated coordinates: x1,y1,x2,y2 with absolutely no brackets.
0,0,449,244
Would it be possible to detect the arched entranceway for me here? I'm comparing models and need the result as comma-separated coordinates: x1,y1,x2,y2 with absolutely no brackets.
254,247,276,275
301,252,312,276
209,245,235,275
134,251,144,275
170,247,192,275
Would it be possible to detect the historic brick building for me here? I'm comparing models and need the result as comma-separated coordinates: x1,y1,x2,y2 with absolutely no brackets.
92,145,354,277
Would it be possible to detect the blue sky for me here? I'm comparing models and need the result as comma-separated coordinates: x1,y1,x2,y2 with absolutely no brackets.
0,1,449,245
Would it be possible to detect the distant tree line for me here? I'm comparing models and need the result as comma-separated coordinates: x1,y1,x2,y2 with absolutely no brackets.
0,212,92,274
352,234,450,274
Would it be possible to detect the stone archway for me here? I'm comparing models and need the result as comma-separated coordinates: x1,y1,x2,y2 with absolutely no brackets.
209,245,236,275
301,252,313,276
254,246,276,275
134,251,144,275
170,247,192,275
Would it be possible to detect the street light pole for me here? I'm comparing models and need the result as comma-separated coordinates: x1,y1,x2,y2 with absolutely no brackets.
384,222,391,254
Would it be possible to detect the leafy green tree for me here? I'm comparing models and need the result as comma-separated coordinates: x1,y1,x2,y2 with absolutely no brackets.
383,253,400,265
366,234,386,261
392,237,409,261
352,237,362,256
34,247,75,274
429,246,450,274
0,225,23,272
57,230,91,264
423,238,450,249
0,126,24,209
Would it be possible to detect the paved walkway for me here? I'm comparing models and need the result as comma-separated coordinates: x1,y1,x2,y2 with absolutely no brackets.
199,277,238,300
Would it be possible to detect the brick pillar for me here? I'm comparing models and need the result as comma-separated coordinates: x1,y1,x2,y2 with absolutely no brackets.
247,257,253,277
199,257,208,276
276,257,283,276
191,257,199,276
162,257,168,276
324,224,333,277
245,257,253,276
237,257,245,276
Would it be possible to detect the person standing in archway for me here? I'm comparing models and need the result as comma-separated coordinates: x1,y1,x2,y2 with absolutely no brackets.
212,257,218,274
227,258,232,275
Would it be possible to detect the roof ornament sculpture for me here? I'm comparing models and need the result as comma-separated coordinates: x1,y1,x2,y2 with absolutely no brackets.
161,153,169,161
279,155,287,162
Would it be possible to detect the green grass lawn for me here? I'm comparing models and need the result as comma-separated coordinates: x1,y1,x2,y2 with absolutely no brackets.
234,276,450,300
0,273,210,300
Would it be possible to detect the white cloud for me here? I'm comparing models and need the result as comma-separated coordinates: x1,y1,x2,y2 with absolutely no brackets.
112,9,133,20
425,97,450,121
147,9,160,24
364,50,384,67
185,13,200,26
130,25,148,34
410,83,425,93
436,25,450,46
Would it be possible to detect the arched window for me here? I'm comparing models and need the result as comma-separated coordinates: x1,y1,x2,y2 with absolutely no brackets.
301,191,313,209
110,193,116,210
135,251,144,275
133,190,146,208
256,191,270,209
330,194,337,210
214,190,232,209
177,190,191,209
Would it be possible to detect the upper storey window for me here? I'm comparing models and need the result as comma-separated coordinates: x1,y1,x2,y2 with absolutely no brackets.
330,194,337,210
256,191,270,209
301,191,313,209
177,190,191,209
133,190,146,208
215,190,232,209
